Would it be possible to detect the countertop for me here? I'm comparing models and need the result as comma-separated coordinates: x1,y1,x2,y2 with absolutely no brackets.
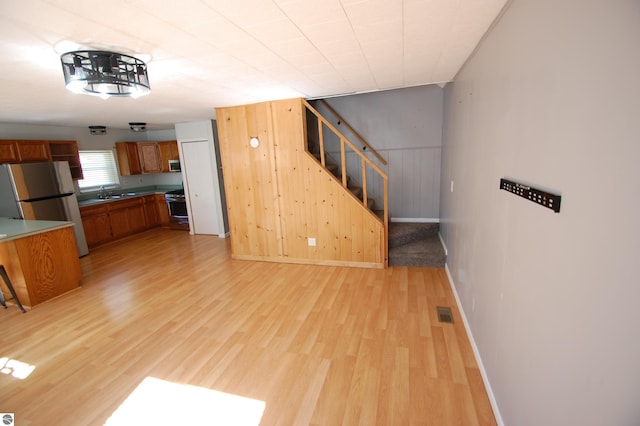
76,185,182,207
0,218,75,243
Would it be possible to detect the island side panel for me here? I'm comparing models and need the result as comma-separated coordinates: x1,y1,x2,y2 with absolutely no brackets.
13,226,82,306
0,241,31,307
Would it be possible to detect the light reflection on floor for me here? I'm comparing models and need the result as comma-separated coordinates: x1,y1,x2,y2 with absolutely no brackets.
0,357,36,379
105,377,265,426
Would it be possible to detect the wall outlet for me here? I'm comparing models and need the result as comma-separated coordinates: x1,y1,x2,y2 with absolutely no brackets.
450,180,454,193
308,237,316,247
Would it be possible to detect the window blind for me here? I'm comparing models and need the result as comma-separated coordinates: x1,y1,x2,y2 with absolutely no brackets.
78,150,120,191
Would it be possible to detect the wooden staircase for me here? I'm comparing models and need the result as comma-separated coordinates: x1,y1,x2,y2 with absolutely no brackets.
312,154,376,211
304,99,447,269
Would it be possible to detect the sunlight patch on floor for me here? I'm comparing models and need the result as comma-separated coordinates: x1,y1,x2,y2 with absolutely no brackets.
0,357,36,379
106,376,265,426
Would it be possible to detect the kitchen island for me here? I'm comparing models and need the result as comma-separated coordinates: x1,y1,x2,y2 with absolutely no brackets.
0,218,82,308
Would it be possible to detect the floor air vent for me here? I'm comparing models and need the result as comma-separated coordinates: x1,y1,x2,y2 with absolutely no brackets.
436,306,454,323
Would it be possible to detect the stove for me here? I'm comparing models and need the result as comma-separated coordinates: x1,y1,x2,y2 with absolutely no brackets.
165,189,189,231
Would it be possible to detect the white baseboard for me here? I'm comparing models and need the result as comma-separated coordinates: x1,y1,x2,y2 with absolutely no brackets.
390,217,440,223
444,264,504,426
437,231,448,256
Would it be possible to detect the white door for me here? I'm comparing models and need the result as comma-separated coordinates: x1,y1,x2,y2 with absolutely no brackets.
181,140,220,235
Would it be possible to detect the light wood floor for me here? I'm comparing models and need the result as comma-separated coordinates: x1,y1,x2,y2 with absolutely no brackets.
0,228,496,425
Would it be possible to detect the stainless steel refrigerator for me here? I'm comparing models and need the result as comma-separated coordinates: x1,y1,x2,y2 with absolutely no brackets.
0,161,89,256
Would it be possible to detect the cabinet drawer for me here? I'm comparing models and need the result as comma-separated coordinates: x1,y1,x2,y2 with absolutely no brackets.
108,197,143,210
80,204,109,216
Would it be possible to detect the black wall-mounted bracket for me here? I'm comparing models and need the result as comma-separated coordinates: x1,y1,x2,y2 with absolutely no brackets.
500,178,561,213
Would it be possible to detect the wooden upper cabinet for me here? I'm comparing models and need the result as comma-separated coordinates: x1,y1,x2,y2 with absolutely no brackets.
49,140,83,180
115,141,178,175
17,140,51,162
137,142,162,174
0,140,20,163
157,140,179,173
0,139,83,179
115,142,142,176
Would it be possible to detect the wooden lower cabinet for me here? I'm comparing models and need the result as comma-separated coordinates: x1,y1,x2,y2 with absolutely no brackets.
0,226,82,308
143,195,161,228
80,195,166,248
109,198,146,239
79,204,112,247
155,194,170,227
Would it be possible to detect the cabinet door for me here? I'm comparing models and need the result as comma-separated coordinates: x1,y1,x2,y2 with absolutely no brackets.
138,142,161,174
143,196,160,228
0,140,20,163
82,212,112,247
80,205,112,247
128,204,147,233
155,194,170,226
18,140,51,162
158,141,179,173
109,207,130,239
115,142,142,176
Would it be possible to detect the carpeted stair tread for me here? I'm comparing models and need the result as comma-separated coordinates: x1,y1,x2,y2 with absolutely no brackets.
388,222,446,268
388,222,439,248
389,234,446,268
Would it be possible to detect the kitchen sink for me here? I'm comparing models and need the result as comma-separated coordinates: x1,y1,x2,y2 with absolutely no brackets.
96,192,139,200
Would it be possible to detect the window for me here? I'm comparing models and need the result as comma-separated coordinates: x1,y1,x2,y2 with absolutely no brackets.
77,150,120,191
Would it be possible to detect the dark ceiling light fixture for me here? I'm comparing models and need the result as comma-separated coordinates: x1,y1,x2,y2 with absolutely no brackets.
129,122,147,132
60,50,150,99
88,125,107,135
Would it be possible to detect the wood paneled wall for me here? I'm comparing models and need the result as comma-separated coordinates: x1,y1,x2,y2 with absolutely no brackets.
216,98,385,268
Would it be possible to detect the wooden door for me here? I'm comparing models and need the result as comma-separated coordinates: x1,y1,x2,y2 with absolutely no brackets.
155,194,170,226
143,195,160,227
181,140,220,235
115,142,142,175
80,204,112,248
138,142,161,173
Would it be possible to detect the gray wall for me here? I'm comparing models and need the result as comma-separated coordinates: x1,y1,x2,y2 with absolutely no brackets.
440,0,640,425
0,123,181,190
318,85,443,220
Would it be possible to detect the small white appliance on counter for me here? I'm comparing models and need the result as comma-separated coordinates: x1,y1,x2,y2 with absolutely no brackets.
0,161,89,256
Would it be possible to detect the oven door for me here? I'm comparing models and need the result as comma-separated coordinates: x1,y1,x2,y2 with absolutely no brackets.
166,196,190,230
166,196,188,218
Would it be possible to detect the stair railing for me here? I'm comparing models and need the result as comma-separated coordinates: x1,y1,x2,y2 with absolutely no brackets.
302,99,388,265
316,99,388,166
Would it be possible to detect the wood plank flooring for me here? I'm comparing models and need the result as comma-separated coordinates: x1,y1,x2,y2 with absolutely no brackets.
0,228,495,425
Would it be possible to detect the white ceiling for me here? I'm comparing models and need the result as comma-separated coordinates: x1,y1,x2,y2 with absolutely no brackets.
0,0,507,130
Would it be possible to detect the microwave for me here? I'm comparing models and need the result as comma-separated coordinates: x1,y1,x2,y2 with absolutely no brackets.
168,160,181,172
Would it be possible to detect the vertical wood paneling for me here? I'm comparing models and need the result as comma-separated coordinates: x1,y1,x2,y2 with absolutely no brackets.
217,99,384,268
216,103,280,259
326,146,440,219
